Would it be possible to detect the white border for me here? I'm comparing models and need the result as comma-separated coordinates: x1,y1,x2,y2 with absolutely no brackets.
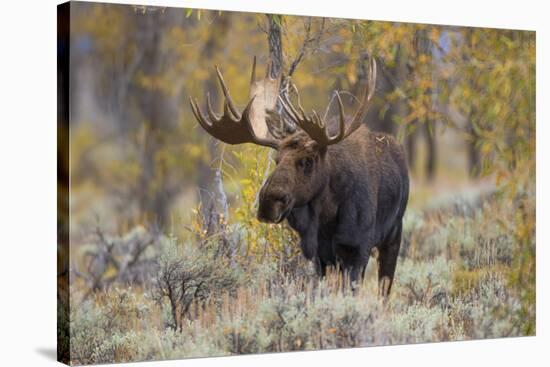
0,0,546,365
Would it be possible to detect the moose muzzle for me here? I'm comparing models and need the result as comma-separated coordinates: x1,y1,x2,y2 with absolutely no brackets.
257,173,295,224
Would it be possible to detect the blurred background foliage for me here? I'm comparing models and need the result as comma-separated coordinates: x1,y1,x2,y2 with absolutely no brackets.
61,3,535,363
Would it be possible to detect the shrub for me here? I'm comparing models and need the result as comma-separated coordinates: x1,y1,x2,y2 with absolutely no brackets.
67,164,535,364
154,235,241,331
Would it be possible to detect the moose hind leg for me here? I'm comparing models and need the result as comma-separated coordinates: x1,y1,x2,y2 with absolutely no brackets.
377,222,402,298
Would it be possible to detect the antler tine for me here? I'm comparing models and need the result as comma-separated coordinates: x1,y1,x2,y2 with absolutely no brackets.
264,59,282,81
265,60,272,79
367,56,377,100
215,65,240,119
223,100,236,121
205,93,221,122
328,56,377,142
331,92,347,143
250,56,257,84
279,57,376,147
345,57,377,135
279,95,301,124
189,97,212,132
189,58,290,150
280,83,348,147
312,110,322,127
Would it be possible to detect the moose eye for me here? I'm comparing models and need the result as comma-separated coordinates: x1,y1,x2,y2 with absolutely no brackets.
299,157,314,174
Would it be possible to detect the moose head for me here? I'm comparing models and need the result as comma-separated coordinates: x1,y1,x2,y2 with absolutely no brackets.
189,57,376,224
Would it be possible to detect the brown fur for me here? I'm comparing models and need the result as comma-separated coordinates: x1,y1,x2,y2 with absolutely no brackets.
258,125,409,296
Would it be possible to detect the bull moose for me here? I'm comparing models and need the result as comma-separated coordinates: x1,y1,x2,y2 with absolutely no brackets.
189,57,409,297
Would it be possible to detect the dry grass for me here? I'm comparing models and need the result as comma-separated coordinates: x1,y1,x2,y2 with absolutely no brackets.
66,181,535,365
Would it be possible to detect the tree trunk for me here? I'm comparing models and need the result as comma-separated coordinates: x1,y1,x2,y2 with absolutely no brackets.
411,28,438,181
424,122,436,180
467,109,481,177
196,14,233,193
266,14,284,78
135,10,169,226
406,127,418,171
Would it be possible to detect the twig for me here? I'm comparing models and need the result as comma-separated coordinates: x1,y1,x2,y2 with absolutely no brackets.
287,18,326,78
322,90,361,121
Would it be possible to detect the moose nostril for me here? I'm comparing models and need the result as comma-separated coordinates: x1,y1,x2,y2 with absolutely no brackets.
274,194,287,204
284,195,291,205
279,194,291,207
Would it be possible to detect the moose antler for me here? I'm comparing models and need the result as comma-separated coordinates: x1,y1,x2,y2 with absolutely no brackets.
189,57,281,150
280,57,377,147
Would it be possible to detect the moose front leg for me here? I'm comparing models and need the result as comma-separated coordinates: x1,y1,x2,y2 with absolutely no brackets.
313,256,328,277
331,200,377,289
333,242,370,289
377,222,402,298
